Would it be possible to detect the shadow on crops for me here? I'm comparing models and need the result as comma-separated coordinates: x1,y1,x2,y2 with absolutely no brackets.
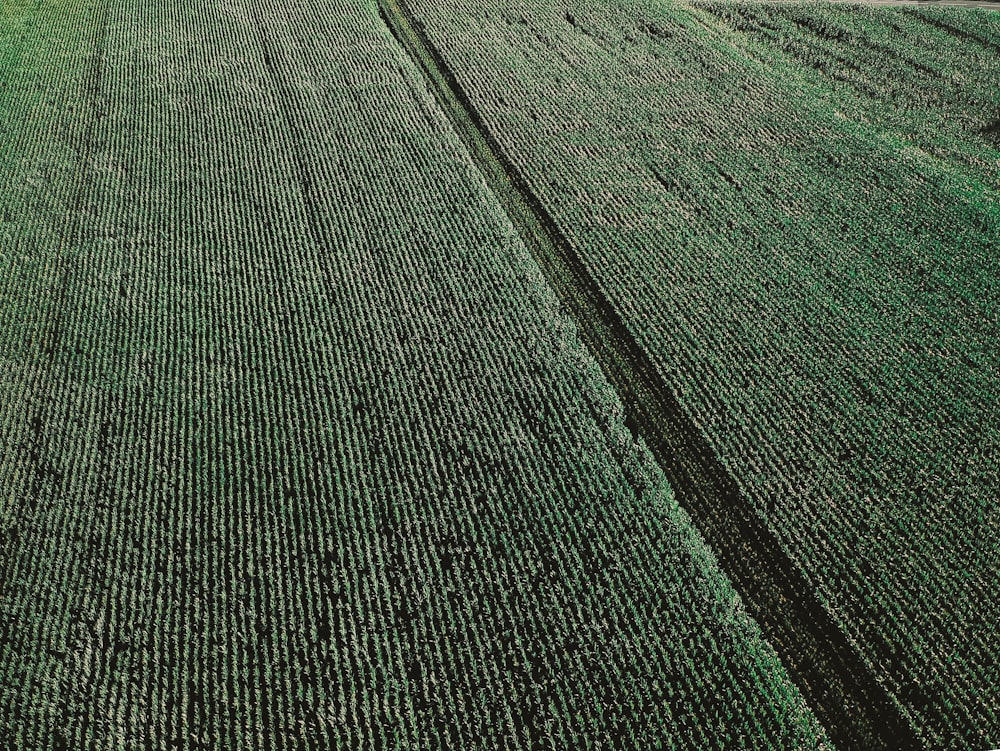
983,118,1000,146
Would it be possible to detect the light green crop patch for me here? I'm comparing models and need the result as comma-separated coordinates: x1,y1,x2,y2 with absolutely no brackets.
0,8,99,680
0,0,100,362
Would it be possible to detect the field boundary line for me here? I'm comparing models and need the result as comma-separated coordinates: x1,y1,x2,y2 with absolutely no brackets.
377,1,924,748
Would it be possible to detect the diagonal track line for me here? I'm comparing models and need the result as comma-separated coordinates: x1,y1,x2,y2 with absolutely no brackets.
378,0,924,748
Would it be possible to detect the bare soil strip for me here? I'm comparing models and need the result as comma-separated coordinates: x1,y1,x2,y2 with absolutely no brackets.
378,0,926,748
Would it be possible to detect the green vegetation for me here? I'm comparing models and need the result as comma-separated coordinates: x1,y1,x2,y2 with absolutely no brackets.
0,0,100,373
0,0,833,748
3,0,998,746
697,1,1000,175
400,0,1000,747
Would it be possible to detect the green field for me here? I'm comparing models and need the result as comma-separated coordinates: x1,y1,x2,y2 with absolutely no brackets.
1,0,997,748
389,0,1000,747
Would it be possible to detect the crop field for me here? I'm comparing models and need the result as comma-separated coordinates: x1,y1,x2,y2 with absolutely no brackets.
0,0,997,750
384,0,1000,748
0,0,834,748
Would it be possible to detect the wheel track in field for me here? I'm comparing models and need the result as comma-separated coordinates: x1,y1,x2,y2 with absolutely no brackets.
377,0,924,748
